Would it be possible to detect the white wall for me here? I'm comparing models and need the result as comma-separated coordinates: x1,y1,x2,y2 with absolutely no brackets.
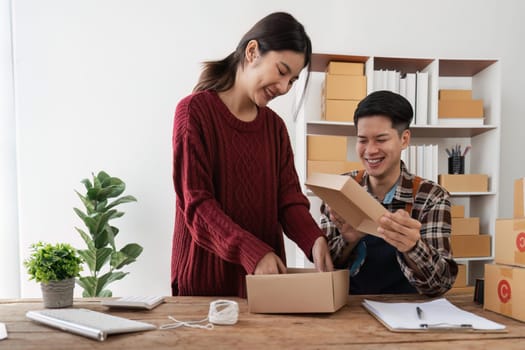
5,0,525,298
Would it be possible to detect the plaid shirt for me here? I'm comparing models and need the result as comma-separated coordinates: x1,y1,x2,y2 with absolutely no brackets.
320,162,458,296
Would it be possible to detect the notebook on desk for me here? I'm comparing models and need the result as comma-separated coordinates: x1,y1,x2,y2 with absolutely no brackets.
26,308,156,341
362,298,506,333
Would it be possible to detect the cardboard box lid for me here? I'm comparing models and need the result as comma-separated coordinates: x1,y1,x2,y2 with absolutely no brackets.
305,173,387,237
246,268,349,314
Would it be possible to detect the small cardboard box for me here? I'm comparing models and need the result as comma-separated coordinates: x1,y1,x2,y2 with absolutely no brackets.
495,218,525,267
439,89,473,101
324,74,367,100
453,264,467,288
450,234,491,258
246,268,349,313
438,174,489,193
451,217,480,235
484,263,525,322
451,205,465,218
307,135,347,161
305,173,387,236
323,99,360,122
307,160,362,177
515,178,525,218
327,61,364,76
438,100,484,118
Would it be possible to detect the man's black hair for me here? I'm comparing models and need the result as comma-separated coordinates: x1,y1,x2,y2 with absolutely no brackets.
354,90,414,135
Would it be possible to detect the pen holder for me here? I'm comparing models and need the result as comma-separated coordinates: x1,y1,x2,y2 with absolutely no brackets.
448,156,465,174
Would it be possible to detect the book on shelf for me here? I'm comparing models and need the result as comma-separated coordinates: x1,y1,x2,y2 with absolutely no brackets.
415,71,429,125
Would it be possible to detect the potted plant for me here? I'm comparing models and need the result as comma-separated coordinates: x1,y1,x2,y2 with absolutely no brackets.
74,171,143,297
24,242,83,308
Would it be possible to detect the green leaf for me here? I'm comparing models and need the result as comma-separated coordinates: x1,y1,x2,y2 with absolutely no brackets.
94,248,113,272
75,191,95,213
98,289,113,297
106,195,137,210
80,178,93,191
75,228,94,250
94,271,127,296
77,276,97,297
111,244,143,269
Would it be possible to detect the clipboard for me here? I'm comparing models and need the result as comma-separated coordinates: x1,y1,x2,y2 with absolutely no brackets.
362,298,507,333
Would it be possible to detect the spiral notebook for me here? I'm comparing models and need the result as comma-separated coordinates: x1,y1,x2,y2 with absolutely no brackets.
362,298,506,333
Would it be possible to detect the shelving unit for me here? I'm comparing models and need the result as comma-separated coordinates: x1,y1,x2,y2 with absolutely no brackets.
294,53,501,285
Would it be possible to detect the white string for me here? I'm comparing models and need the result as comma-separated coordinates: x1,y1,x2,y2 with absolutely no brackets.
208,299,238,325
160,299,238,330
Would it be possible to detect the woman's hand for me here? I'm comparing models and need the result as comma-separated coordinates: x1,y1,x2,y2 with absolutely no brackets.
254,252,287,274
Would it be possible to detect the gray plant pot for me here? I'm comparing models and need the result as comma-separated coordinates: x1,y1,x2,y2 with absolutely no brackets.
40,278,75,308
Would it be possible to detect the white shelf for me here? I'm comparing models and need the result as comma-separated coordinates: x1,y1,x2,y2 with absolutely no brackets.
450,192,497,197
306,121,497,138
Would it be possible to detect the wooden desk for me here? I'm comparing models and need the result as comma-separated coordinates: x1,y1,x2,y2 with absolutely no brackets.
1,293,524,349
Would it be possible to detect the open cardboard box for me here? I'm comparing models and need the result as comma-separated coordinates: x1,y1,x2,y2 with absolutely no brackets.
246,268,349,314
305,173,386,237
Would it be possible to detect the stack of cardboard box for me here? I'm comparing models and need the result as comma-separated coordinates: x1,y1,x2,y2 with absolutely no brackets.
322,61,366,122
484,177,525,322
438,89,484,124
306,135,361,177
449,205,491,258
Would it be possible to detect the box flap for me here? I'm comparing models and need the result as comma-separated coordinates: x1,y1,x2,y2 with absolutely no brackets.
305,173,387,237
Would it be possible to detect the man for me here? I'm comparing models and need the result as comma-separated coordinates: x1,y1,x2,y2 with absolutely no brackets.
321,90,458,297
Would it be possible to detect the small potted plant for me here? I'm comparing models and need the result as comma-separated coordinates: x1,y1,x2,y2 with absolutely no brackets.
24,241,83,308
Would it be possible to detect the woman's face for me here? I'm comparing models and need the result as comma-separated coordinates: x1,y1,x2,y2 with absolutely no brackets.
243,49,305,107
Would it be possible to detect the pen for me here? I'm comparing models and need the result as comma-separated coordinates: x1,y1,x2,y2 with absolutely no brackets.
416,306,423,320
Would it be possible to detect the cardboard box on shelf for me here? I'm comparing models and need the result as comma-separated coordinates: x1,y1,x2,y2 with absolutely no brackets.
484,263,525,322
323,99,360,122
451,205,465,218
326,61,364,76
453,264,467,288
495,218,525,268
438,100,484,118
451,217,480,235
307,135,347,161
246,268,349,314
450,234,491,258
439,89,473,101
307,160,362,178
324,74,367,100
305,173,387,236
438,174,489,193
515,177,525,218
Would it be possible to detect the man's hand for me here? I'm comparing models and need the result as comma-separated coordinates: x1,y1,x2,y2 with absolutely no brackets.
311,236,334,272
378,209,421,253
329,207,366,244
254,252,287,275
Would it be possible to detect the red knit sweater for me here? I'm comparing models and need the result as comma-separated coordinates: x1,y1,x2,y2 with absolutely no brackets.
171,91,323,297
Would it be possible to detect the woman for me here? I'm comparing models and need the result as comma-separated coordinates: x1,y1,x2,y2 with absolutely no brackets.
171,12,333,297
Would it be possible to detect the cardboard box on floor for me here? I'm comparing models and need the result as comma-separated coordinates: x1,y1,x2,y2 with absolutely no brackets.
515,177,525,218
246,268,349,313
495,218,525,267
484,263,525,322
305,173,387,237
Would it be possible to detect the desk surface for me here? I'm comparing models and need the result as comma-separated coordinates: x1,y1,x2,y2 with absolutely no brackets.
1,293,524,349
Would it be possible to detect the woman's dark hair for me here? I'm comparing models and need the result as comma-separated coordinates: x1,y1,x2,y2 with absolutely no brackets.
354,90,414,135
193,12,312,93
